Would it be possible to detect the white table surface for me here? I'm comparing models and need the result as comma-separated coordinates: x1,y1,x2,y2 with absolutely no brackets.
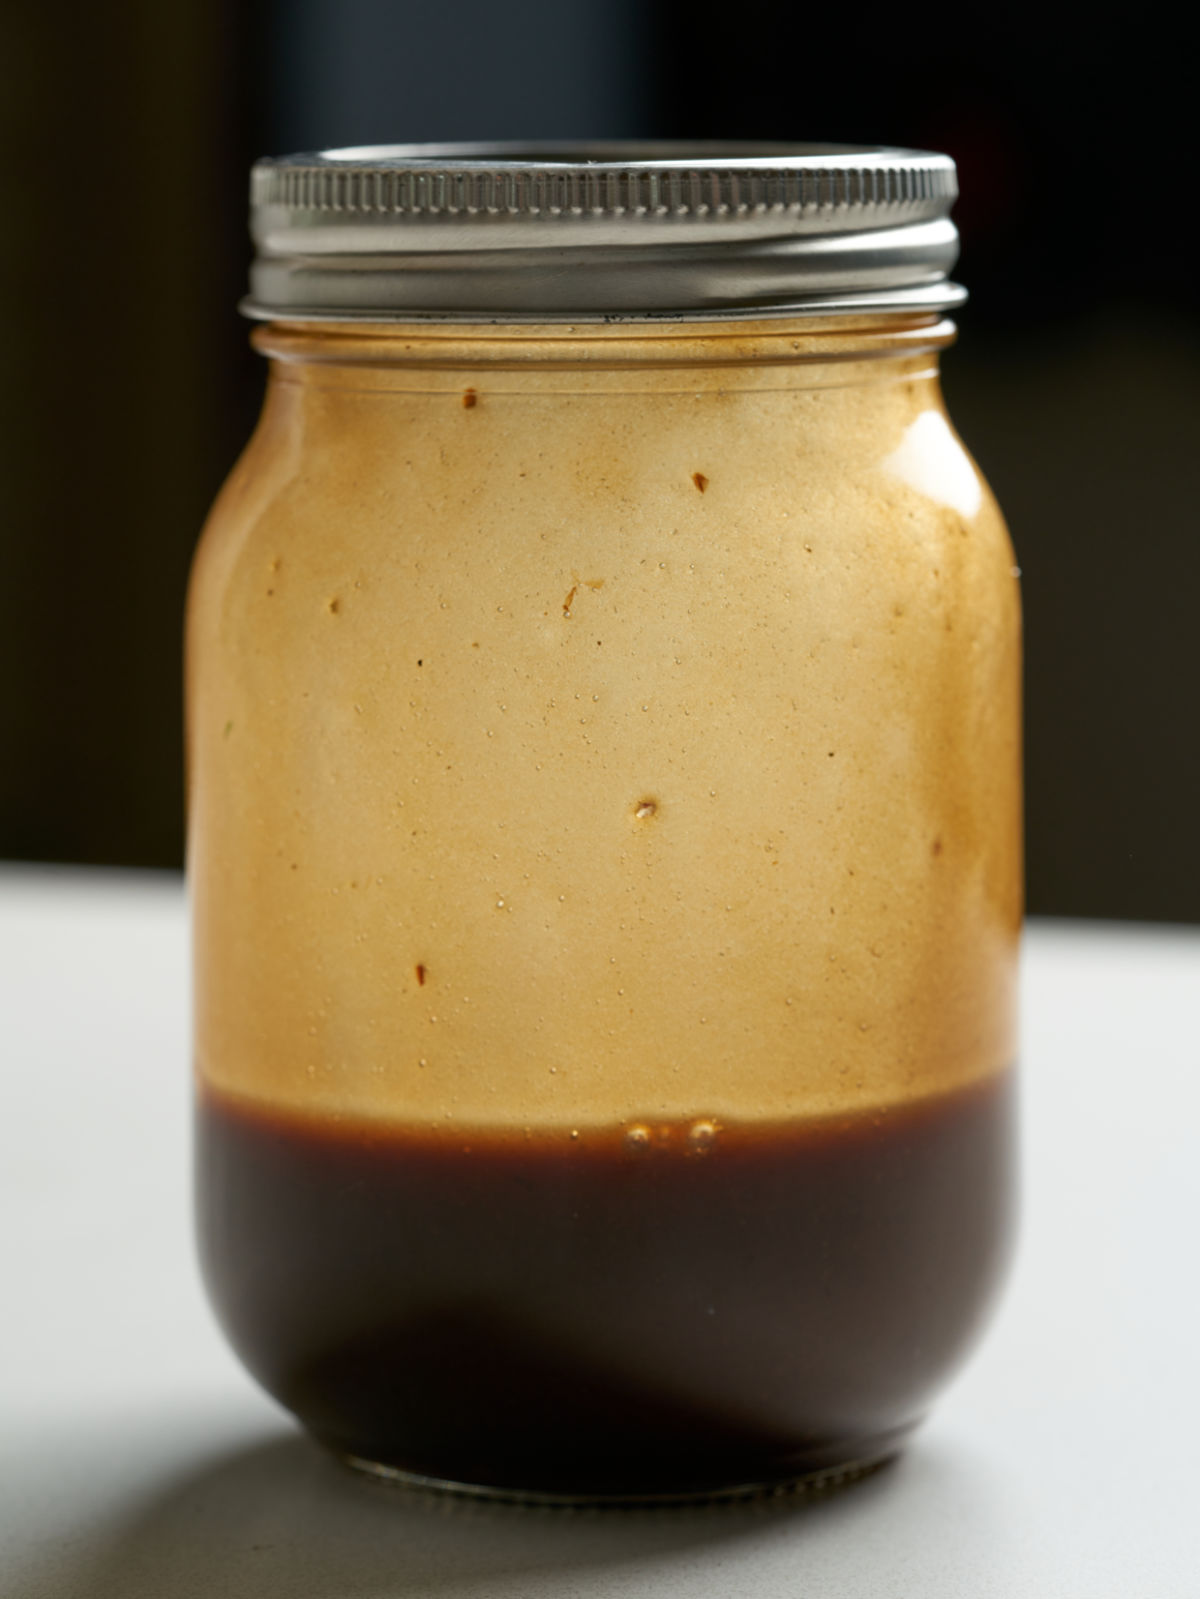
1,864,1197,1598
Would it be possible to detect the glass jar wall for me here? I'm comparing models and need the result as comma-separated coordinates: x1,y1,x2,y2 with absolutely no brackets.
189,308,1020,1499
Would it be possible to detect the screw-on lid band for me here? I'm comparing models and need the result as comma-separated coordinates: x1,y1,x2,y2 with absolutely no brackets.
245,143,966,322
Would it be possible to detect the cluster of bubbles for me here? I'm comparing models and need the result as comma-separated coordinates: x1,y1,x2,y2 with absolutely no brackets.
623,1119,721,1155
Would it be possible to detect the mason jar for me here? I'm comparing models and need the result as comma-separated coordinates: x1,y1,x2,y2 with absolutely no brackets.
190,145,1021,1502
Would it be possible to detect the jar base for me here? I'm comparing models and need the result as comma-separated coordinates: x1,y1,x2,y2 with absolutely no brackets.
334,1440,904,1509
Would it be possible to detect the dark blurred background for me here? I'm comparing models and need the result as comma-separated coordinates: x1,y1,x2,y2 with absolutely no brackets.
3,1,1196,920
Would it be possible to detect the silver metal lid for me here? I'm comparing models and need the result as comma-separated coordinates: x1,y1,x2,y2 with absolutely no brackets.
245,142,966,323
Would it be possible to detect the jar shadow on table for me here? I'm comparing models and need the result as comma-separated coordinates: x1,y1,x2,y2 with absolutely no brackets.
38,1427,999,1599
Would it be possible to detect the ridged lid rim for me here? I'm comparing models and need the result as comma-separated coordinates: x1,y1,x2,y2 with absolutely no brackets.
251,143,957,220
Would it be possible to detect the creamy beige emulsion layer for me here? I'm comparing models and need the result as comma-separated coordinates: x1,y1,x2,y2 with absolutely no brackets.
187,316,1021,1131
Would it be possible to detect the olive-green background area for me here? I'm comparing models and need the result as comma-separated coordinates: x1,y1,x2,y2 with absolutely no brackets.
2,0,1196,923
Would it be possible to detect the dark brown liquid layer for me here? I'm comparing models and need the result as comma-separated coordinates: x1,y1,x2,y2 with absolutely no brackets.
196,1073,1015,1498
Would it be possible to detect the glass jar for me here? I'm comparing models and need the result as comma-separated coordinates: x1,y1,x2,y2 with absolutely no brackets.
190,146,1021,1502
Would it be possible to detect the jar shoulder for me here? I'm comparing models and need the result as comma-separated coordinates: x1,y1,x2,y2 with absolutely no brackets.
191,376,1014,614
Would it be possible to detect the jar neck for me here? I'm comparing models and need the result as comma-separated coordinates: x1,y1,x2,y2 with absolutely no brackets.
252,312,955,378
